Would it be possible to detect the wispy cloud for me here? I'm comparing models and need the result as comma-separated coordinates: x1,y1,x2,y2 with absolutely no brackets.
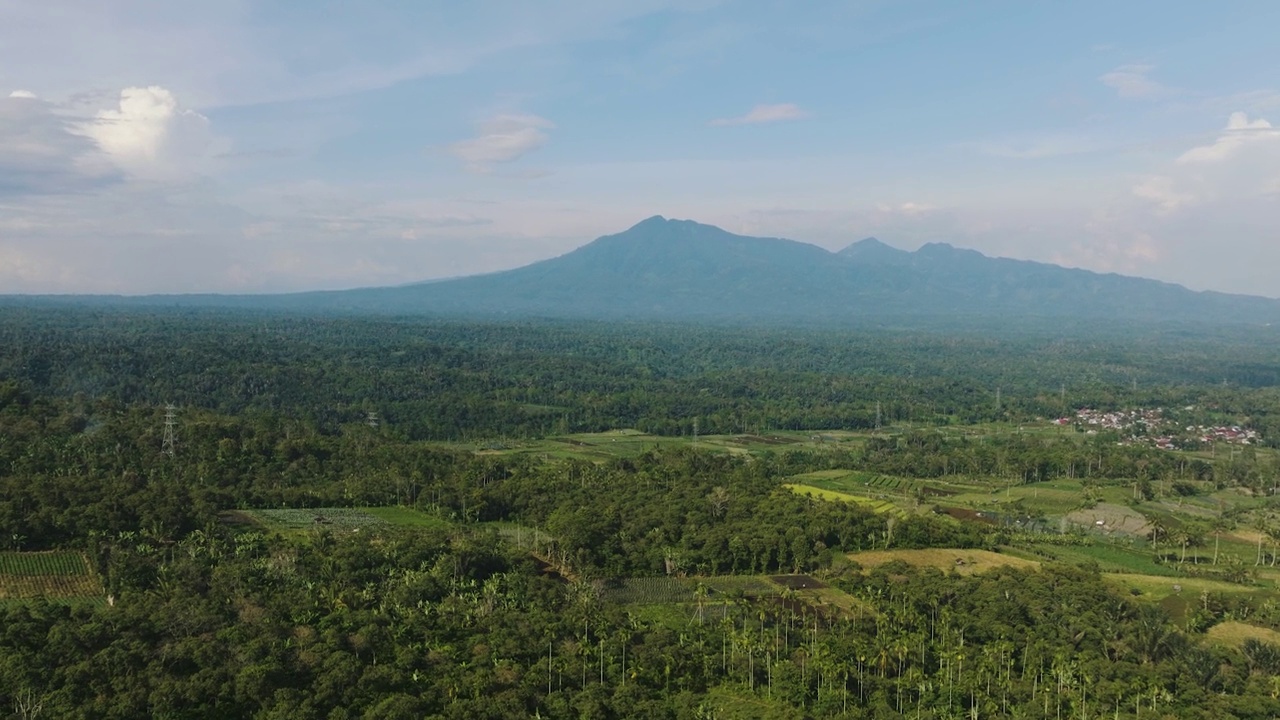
709,103,808,126
1099,64,1172,100
448,113,554,174
875,201,937,216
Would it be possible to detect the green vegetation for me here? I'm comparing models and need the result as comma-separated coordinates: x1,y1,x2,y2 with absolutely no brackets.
602,576,783,605
5,309,1280,717
242,506,450,535
0,551,92,576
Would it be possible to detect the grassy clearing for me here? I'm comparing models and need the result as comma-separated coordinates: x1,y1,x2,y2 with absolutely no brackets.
847,548,1039,575
603,576,781,605
361,506,452,528
245,506,449,534
797,587,875,618
1103,573,1260,600
483,521,554,549
783,484,907,517
1205,621,1280,648
0,551,104,603
957,483,1084,516
460,429,867,462
1026,541,1176,576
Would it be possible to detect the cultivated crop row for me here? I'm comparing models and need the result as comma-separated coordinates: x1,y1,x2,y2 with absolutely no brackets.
0,552,104,602
0,551,89,576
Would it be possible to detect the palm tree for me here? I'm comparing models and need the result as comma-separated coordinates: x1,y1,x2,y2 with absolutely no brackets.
1254,516,1271,566
1147,516,1168,555
1211,516,1230,565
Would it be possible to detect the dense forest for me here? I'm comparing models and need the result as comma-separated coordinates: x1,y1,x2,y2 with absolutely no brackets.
5,308,1280,718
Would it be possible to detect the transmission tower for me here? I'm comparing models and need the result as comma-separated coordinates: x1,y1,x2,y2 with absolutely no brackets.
162,404,177,458
366,410,379,429
875,401,882,431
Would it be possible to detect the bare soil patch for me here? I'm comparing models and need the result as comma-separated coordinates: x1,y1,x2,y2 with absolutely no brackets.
1066,502,1152,536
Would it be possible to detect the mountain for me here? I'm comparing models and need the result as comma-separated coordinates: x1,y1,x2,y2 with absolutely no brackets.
837,237,910,265
12,216,1280,324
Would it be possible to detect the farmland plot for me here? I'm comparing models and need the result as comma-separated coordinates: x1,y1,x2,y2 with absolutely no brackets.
848,548,1040,575
782,484,907,517
0,551,104,603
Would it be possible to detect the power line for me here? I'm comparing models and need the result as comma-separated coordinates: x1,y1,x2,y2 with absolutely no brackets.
162,404,177,458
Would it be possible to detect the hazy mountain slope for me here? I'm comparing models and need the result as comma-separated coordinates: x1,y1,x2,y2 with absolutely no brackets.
8,216,1279,324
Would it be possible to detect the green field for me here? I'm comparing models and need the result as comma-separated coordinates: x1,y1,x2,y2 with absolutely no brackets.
461,429,867,463
782,484,906,517
243,506,451,534
1024,540,1179,576
603,575,782,605
0,551,105,604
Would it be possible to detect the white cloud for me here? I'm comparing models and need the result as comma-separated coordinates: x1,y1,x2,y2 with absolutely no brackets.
875,201,937,217
76,86,216,178
1076,111,1280,293
1123,112,1280,216
447,113,554,174
1099,64,1171,100
709,103,808,126
8,90,37,99
1131,176,1192,213
1177,112,1278,164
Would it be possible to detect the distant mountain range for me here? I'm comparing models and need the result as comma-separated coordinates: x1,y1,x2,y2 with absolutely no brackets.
12,216,1280,324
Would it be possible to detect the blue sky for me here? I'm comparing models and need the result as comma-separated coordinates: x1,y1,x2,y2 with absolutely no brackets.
1,0,1278,295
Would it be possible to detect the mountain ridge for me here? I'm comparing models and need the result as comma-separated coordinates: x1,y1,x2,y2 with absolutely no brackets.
5,216,1279,324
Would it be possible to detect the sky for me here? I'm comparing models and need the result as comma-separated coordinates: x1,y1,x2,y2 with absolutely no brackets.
2,0,1279,297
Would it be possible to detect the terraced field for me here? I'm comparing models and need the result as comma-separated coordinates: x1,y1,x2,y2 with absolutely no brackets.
782,484,906,517
783,481,906,515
